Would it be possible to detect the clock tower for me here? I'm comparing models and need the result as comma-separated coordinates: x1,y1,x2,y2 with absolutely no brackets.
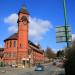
17,6,29,64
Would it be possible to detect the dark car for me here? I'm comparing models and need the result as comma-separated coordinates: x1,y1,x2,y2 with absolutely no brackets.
35,64,44,71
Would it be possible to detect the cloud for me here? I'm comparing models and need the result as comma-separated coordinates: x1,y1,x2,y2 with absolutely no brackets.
4,13,53,41
29,16,52,41
4,13,18,25
4,13,18,33
72,34,75,41
0,44,2,48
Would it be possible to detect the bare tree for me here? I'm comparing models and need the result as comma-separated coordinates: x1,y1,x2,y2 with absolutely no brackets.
57,50,64,58
45,47,56,59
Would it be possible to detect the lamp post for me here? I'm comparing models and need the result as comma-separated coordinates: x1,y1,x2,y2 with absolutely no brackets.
29,55,31,68
63,0,69,47
43,50,45,64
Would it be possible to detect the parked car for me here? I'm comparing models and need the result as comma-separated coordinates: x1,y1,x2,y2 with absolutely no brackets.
52,59,64,68
52,61,56,65
56,60,64,68
52,60,57,65
11,64,17,68
34,64,44,71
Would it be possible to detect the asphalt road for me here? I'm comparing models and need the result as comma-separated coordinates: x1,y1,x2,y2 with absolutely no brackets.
0,64,65,75
26,64,65,75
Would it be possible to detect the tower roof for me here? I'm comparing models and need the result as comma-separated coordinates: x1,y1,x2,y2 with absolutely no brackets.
18,5,29,15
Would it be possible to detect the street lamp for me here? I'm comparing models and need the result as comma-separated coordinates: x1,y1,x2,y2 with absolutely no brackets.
29,55,31,68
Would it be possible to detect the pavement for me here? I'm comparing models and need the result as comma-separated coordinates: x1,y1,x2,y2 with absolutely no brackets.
0,66,35,75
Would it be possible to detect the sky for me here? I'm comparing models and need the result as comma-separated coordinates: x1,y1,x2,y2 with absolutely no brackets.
0,0,75,52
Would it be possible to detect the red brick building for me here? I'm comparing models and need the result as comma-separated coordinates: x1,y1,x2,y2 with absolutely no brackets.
4,6,44,66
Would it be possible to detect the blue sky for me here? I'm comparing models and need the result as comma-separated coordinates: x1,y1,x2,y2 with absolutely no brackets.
0,0,75,52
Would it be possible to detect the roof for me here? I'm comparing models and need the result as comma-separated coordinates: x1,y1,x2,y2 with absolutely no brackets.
4,33,17,42
29,45,44,54
4,33,39,48
28,40,40,49
18,5,29,15
0,48,4,51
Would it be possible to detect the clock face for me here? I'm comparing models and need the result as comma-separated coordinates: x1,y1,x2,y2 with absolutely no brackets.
21,16,28,25
21,16,27,21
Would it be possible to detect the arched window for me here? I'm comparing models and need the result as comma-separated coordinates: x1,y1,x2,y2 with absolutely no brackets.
20,43,22,48
14,41,16,48
7,42,8,48
10,41,12,48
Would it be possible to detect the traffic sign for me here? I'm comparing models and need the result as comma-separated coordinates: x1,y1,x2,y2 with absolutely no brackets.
56,26,72,43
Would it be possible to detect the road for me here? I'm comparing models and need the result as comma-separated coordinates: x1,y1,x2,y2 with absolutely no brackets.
0,63,65,75
25,64,65,75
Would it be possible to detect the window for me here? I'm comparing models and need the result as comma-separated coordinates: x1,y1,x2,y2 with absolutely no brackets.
13,52,16,57
10,41,12,48
14,41,16,48
11,52,16,57
20,43,22,48
7,42,8,48
9,53,11,57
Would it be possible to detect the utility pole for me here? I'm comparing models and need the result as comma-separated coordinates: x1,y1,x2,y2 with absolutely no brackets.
63,0,69,47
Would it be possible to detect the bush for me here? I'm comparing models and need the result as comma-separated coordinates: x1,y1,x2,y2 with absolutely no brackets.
0,62,5,67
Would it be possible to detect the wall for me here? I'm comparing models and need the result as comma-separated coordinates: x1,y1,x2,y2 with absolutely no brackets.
4,40,17,65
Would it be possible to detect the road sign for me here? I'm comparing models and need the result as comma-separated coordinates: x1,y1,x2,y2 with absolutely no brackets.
56,26,72,43
56,36,72,43
56,26,71,32
56,31,71,37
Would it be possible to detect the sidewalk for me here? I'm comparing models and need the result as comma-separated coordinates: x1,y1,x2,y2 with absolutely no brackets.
2,66,35,70
0,66,35,75
0,63,50,74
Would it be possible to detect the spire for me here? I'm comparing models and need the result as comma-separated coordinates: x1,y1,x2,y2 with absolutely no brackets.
18,5,29,15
